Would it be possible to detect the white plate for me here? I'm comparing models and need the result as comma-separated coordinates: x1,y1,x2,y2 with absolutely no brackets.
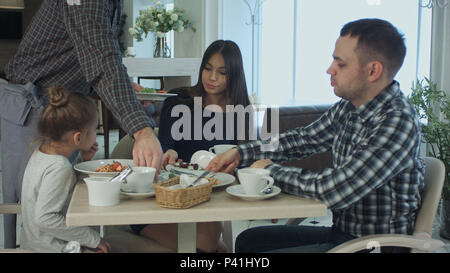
211,172,236,188
226,185,281,201
136,93,177,101
163,166,235,188
74,159,134,177
120,190,155,198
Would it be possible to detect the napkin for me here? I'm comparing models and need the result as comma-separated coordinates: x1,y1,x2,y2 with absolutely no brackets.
169,174,209,189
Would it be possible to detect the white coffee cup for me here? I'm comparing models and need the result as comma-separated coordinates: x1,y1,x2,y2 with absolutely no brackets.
121,167,156,193
237,168,274,195
209,144,237,155
190,150,216,169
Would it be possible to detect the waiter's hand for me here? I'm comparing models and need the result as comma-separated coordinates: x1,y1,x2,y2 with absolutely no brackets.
133,127,162,175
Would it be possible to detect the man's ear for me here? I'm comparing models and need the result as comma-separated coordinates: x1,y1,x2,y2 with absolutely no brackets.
367,61,383,82
73,131,82,146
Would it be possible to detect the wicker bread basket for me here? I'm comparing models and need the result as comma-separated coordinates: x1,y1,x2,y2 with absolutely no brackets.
154,176,218,209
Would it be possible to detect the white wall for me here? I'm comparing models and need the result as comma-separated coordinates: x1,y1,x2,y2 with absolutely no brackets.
431,5,450,98
173,0,254,97
218,0,255,95
174,0,205,58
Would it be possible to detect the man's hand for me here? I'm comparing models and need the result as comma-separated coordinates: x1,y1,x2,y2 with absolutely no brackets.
250,159,273,169
133,127,162,174
80,142,99,161
205,148,240,173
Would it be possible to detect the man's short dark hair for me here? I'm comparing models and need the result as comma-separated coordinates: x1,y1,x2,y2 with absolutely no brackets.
340,18,406,78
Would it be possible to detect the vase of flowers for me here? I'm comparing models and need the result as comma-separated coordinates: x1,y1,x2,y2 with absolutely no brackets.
129,1,196,58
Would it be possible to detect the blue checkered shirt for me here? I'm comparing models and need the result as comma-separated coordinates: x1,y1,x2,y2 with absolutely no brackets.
238,82,425,237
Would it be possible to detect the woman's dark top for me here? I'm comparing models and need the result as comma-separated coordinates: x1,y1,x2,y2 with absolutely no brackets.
157,88,249,162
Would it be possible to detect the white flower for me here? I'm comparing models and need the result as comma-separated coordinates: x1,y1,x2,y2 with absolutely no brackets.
176,25,185,32
170,14,178,21
156,1,162,5
156,31,165,38
146,6,153,11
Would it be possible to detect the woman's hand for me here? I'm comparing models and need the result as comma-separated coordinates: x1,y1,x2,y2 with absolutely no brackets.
161,149,178,170
81,142,98,161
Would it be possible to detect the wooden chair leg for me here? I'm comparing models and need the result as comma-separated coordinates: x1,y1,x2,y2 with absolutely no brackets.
101,101,109,159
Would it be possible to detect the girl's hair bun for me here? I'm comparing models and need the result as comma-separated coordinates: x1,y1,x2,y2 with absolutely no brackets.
47,86,69,107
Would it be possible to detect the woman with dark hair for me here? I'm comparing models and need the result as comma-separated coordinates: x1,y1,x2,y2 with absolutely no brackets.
130,40,251,253
158,39,251,164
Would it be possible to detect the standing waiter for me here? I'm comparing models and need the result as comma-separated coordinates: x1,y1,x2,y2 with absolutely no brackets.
0,0,162,248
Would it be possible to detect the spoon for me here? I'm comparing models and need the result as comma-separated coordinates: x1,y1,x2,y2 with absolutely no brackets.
261,187,273,194
110,167,133,183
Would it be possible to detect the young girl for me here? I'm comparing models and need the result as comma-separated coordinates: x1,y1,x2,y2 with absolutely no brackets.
131,40,251,252
20,86,110,253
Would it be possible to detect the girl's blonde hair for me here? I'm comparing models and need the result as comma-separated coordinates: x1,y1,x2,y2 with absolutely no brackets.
38,86,98,142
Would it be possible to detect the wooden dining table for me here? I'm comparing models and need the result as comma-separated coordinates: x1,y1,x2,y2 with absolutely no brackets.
66,180,328,253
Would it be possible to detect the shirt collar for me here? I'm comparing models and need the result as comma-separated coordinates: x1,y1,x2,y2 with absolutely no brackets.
352,81,400,122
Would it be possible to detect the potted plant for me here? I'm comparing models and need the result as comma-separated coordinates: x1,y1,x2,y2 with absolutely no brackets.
408,77,450,239
129,1,196,58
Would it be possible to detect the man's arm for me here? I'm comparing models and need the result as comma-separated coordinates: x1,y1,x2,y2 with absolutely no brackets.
61,0,151,135
238,103,339,167
208,103,340,172
264,110,421,210
61,0,162,168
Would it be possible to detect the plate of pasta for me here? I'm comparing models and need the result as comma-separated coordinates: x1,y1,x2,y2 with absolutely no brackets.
74,159,134,177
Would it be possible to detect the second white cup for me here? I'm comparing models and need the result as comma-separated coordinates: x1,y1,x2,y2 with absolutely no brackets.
121,167,156,193
237,168,274,195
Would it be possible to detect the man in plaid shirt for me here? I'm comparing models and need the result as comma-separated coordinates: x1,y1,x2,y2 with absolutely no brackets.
0,0,162,248
207,19,425,253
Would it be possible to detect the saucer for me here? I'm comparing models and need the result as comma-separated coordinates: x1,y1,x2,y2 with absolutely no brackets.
120,189,155,198
226,185,281,201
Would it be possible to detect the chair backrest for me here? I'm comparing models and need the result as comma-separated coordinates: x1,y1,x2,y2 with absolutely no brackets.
110,135,134,159
262,105,333,172
0,203,21,215
414,157,446,236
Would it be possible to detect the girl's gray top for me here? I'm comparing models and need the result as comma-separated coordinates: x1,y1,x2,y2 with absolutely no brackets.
20,149,100,252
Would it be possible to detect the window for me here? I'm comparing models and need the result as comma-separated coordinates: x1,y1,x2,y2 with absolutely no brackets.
260,0,432,106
